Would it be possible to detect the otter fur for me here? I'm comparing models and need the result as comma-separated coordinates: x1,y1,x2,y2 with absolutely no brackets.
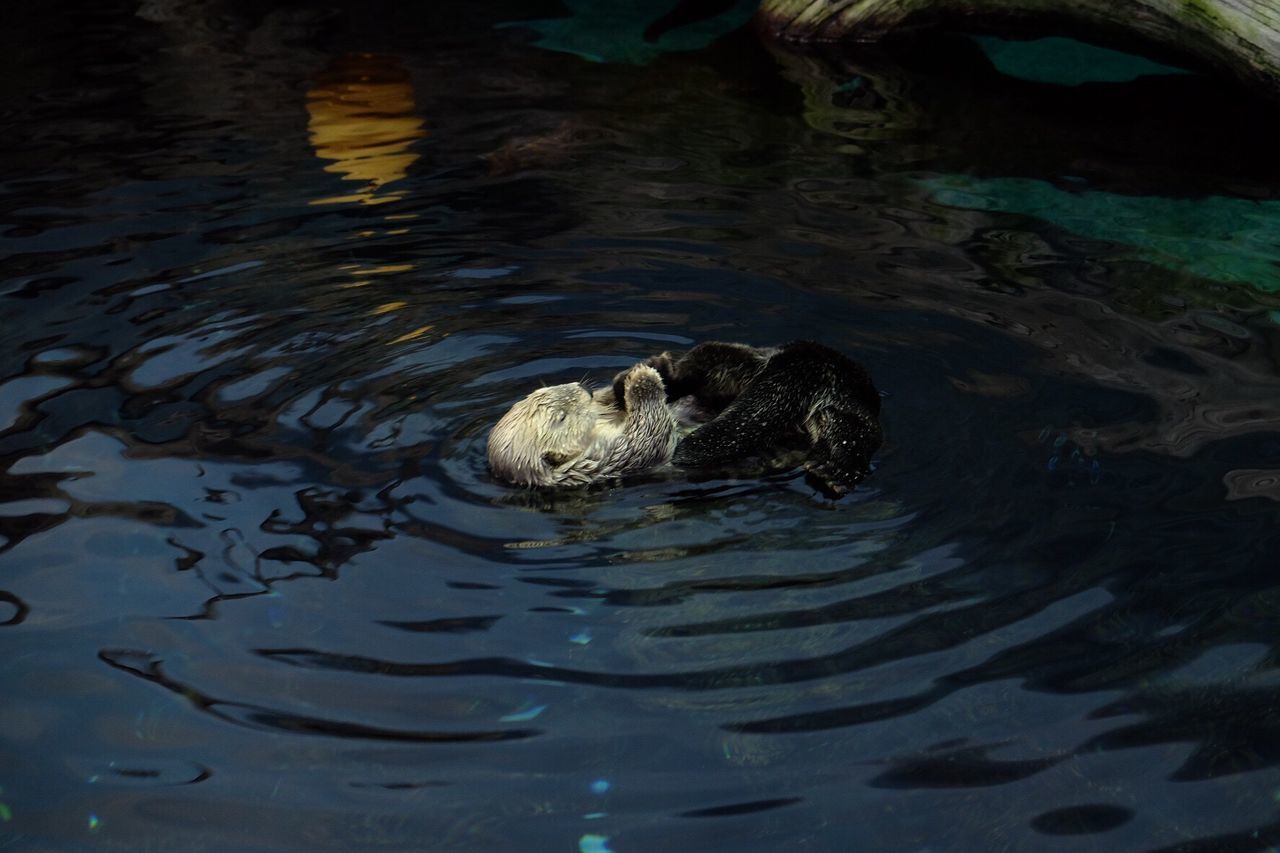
488,341,881,494
487,363,687,488
650,341,882,494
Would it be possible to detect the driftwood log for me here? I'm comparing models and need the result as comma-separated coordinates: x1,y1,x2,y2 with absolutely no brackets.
756,0,1280,95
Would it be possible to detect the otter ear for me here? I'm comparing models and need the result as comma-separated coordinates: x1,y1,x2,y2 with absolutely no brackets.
542,450,573,468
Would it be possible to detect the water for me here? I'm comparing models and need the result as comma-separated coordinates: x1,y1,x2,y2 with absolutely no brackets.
3,2,1280,850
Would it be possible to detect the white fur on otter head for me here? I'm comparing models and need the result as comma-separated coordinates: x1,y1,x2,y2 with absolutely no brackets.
487,364,679,488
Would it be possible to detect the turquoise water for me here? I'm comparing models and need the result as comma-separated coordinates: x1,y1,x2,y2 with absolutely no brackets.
970,36,1190,86
3,2,1280,851
928,176,1280,292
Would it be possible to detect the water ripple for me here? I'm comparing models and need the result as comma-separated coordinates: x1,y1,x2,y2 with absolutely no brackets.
99,648,539,744
3,5,1280,850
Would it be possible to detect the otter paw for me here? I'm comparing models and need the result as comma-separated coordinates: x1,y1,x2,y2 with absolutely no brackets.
644,352,677,383
611,362,664,410
623,363,665,403
803,458,859,498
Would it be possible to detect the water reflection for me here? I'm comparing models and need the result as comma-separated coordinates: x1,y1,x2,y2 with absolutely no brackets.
307,54,427,206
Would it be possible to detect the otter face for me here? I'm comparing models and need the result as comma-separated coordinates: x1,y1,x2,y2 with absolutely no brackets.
487,382,600,487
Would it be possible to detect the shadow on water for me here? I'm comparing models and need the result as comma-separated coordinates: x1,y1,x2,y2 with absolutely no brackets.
2,1,1280,850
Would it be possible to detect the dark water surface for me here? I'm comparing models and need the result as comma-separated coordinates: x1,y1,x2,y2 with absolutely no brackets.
4,2,1280,850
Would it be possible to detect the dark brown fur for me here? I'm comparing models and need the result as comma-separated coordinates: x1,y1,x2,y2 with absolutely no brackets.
614,341,882,495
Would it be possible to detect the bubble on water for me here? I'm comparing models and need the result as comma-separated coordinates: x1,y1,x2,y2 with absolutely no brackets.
88,814,101,831
570,630,592,646
590,779,610,795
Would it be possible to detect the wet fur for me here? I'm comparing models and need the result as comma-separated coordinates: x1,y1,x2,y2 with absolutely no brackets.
487,364,691,487
618,341,882,495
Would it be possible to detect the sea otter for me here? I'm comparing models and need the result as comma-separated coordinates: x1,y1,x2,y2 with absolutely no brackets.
487,341,881,494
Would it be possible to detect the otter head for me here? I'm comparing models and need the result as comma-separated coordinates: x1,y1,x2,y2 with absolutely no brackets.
487,382,601,487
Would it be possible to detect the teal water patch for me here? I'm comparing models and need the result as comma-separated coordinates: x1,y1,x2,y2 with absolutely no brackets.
927,175,1280,292
970,36,1190,85
499,0,757,64
579,834,612,853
